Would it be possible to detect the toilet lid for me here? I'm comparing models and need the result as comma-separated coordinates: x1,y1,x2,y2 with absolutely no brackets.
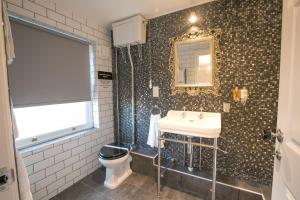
99,146,128,160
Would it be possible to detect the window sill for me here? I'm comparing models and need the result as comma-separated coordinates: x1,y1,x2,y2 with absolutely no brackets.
18,128,97,154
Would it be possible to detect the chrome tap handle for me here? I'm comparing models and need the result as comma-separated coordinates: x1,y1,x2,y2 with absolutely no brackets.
181,106,187,118
199,107,204,119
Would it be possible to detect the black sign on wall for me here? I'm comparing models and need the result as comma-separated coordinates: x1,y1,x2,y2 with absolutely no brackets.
98,71,112,80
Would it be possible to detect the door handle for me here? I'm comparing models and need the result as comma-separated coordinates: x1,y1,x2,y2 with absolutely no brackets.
0,168,14,192
274,150,282,161
0,175,8,185
262,129,284,143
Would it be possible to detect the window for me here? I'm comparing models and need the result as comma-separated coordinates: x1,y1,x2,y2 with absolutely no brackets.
15,102,93,148
8,18,94,148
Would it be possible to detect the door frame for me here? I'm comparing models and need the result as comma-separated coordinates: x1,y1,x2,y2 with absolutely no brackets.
0,0,19,199
271,0,300,199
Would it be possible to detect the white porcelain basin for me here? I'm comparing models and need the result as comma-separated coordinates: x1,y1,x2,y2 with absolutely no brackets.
158,110,221,138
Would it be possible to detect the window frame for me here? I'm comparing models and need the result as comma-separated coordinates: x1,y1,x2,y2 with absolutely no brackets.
15,102,94,149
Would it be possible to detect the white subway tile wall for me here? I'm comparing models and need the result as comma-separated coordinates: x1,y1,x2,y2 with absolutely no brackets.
22,131,113,200
6,0,114,199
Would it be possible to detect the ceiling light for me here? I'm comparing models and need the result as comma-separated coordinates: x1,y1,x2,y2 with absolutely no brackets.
189,12,197,24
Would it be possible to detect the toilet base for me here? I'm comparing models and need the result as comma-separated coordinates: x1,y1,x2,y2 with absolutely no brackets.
104,168,132,189
103,155,132,189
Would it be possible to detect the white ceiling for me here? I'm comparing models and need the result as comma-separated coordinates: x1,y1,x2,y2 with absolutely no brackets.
51,0,215,28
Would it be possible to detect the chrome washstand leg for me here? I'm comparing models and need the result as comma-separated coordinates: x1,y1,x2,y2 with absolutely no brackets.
183,136,186,167
199,137,202,170
212,138,217,200
157,131,161,198
188,137,193,172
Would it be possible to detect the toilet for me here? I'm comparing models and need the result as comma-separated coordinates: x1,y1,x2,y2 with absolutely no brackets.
98,145,132,189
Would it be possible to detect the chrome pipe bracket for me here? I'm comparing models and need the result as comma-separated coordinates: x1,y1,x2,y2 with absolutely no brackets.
217,148,228,154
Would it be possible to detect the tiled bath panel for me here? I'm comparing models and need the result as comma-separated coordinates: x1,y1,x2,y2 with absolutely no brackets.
130,152,269,200
50,165,265,200
113,0,282,184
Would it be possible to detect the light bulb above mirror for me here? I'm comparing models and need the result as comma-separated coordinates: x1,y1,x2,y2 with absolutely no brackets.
189,12,197,24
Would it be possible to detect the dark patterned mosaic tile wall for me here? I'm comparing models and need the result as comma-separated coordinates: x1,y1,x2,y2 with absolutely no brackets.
112,0,282,184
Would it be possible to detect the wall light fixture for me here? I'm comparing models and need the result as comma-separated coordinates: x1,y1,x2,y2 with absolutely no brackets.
189,12,197,24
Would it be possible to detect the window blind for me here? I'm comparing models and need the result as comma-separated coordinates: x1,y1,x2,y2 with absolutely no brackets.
8,19,91,108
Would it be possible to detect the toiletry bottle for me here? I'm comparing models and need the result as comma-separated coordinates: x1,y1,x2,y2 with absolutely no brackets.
240,87,248,105
232,87,240,101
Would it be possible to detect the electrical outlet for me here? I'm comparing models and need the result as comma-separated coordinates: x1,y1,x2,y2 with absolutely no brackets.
223,102,230,113
153,86,159,97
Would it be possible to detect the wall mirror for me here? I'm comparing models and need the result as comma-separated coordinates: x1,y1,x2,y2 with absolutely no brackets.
169,29,221,96
175,37,213,87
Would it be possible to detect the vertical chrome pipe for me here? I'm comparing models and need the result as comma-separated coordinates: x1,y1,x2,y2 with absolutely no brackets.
157,131,161,197
127,45,135,144
115,48,120,144
183,136,186,166
199,137,202,170
212,138,217,200
188,137,193,172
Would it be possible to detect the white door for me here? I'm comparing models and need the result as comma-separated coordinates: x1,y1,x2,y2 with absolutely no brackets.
271,0,300,199
0,0,19,199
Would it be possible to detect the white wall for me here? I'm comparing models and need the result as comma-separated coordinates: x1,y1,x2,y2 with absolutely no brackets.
5,0,114,199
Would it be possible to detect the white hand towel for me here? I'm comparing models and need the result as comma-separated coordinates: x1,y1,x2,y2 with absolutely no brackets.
3,1,31,197
147,114,164,148
10,99,33,200
16,152,33,200
2,1,15,65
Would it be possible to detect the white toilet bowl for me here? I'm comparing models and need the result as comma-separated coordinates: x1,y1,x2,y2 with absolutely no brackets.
98,145,132,189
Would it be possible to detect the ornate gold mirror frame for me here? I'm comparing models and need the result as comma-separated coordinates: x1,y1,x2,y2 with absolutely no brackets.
169,29,222,96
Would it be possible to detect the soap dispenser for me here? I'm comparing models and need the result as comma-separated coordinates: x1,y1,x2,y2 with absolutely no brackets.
240,87,248,105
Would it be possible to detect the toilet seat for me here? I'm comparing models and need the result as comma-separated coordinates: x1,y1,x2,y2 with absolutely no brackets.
99,146,128,160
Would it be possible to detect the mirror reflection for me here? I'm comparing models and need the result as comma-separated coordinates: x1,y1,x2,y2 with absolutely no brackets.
175,38,213,87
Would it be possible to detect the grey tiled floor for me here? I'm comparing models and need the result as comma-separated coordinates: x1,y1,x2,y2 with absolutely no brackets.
51,168,201,200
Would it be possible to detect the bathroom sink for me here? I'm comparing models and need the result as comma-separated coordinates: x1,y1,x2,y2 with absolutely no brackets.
158,110,221,138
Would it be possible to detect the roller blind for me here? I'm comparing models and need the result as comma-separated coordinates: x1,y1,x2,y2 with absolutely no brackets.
8,19,91,108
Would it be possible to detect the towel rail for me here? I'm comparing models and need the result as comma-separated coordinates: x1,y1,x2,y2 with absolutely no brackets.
151,104,161,115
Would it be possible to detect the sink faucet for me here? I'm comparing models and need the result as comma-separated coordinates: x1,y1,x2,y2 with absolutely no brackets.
199,107,204,119
182,106,187,118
